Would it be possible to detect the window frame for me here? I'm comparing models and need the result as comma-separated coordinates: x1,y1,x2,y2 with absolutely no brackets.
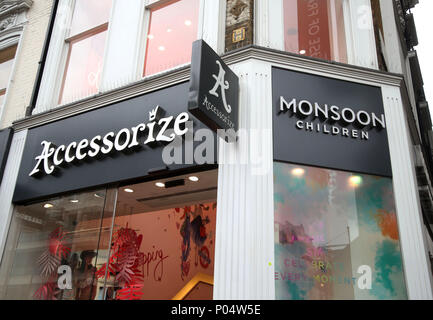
56,0,113,106
0,41,20,120
139,0,205,80
34,0,223,114
258,0,379,70
58,22,110,104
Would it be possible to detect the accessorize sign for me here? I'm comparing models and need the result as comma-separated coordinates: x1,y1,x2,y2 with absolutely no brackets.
13,82,216,203
272,67,392,177
188,40,239,139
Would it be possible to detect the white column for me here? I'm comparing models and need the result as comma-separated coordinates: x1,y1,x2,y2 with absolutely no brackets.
99,0,146,92
382,85,433,299
201,0,226,54
379,0,405,74
213,60,275,299
256,0,284,50
0,130,28,264
343,0,379,69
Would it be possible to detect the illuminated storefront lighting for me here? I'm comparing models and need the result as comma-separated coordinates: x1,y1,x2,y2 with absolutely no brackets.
349,175,363,187
291,168,305,177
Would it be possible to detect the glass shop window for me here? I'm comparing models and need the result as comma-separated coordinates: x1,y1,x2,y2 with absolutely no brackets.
0,189,115,300
98,170,217,300
281,0,379,69
273,162,408,300
143,0,200,77
0,45,17,107
59,0,112,105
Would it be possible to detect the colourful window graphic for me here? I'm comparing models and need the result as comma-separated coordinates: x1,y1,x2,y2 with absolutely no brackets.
274,162,407,300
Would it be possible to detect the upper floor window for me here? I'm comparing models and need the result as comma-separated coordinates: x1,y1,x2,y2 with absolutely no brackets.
0,45,17,107
277,0,379,69
59,0,112,104
143,0,200,77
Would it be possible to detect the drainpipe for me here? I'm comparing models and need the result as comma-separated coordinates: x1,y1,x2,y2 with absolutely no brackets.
25,0,59,117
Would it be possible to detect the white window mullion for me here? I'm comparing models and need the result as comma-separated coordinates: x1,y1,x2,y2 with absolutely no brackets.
100,0,146,92
343,0,378,69
201,0,225,54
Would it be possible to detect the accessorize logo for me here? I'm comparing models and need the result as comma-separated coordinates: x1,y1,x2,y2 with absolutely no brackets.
29,106,190,177
209,60,232,114
280,97,386,141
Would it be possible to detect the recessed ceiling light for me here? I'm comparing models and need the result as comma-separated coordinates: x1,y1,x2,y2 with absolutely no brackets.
188,176,199,182
291,168,305,177
70,199,79,203
124,188,134,193
155,182,165,188
184,20,192,26
44,203,53,209
147,34,154,40
349,176,363,188
299,49,306,55
158,46,165,51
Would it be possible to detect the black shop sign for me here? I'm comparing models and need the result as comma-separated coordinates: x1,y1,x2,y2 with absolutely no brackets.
272,67,392,177
13,82,217,203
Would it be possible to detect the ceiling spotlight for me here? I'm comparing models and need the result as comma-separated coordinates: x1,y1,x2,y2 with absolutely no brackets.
155,182,165,188
158,46,165,51
70,199,79,203
299,49,306,55
188,176,199,182
184,20,192,26
291,168,305,177
147,34,154,40
349,176,363,188
44,203,54,209
124,188,134,193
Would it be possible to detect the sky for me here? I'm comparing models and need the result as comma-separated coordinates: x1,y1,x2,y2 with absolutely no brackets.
413,0,433,107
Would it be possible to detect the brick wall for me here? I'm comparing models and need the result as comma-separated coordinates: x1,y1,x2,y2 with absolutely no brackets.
1,0,53,129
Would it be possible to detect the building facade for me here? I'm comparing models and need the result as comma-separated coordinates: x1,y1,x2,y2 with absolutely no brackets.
0,0,432,300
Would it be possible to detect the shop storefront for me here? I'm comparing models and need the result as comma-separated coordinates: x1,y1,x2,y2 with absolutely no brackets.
0,47,227,299
0,0,431,300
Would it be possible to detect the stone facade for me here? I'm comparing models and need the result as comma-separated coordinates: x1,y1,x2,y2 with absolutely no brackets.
225,0,254,52
0,0,52,129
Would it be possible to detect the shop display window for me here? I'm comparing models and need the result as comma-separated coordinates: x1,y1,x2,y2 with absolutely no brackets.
97,170,217,300
143,0,200,77
0,170,217,300
0,45,17,107
274,162,408,300
0,189,114,300
59,0,112,104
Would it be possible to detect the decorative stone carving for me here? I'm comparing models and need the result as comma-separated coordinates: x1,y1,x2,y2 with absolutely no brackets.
0,14,16,31
0,0,32,32
230,0,247,21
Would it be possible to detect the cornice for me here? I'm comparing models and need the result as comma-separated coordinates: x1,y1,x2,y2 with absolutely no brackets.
13,46,405,132
0,0,32,19
223,45,404,87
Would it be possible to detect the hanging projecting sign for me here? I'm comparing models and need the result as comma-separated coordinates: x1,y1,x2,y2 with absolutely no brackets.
13,82,217,203
272,67,392,177
188,40,239,140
